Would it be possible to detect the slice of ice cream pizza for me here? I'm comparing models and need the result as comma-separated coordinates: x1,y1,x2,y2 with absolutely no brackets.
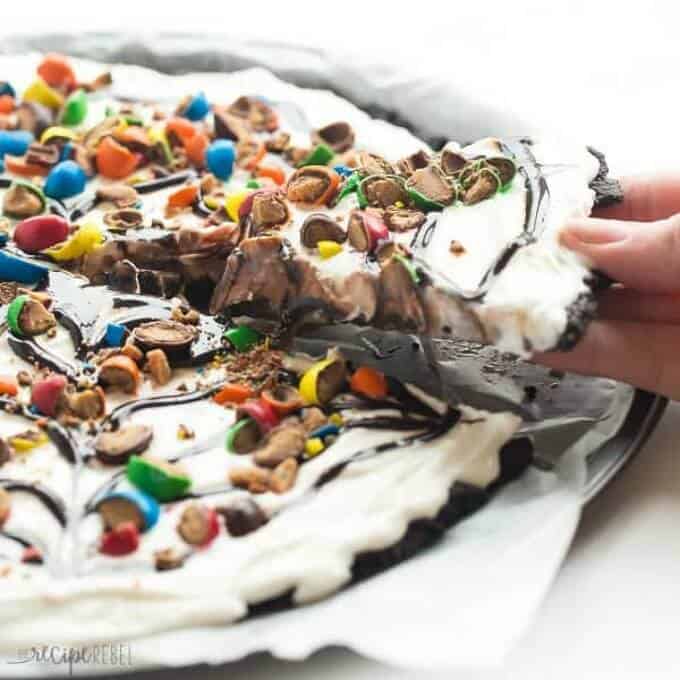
0,54,620,359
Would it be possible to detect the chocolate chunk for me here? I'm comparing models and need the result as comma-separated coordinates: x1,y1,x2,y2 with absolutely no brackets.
229,419,263,455
229,466,271,494
269,457,299,494
154,547,187,571
95,424,153,465
396,149,430,177
486,156,516,185
254,424,306,468
218,497,268,537
97,496,145,531
96,183,139,209
356,151,394,176
227,96,278,132
462,168,500,205
383,206,426,232
133,320,195,352
311,121,355,153
68,387,106,420
147,348,172,386
2,183,44,219
377,257,426,332
213,108,249,141
250,192,290,232
16,101,53,138
406,166,456,206
0,282,18,306
103,208,144,230
265,131,291,153
440,148,466,175
300,213,347,248
177,503,216,546
361,176,408,208
300,407,328,433
25,143,59,169
286,166,338,206
18,298,56,337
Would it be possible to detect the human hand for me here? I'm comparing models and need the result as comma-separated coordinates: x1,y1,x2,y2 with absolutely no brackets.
534,174,680,400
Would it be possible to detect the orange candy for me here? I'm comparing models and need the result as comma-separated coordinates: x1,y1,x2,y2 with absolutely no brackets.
0,95,15,114
255,165,285,185
237,139,265,171
0,376,19,397
213,383,254,405
185,131,209,167
96,136,138,180
165,117,196,147
167,184,199,209
4,154,50,177
37,53,76,90
349,366,388,400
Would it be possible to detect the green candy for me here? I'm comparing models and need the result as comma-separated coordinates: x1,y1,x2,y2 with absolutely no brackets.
224,325,261,353
393,255,421,285
6,294,28,336
298,143,334,168
60,89,88,126
225,417,257,454
245,179,261,189
336,172,360,204
126,455,191,502
406,187,446,212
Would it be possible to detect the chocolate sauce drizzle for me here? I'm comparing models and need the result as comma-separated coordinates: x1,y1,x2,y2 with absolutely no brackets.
410,139,550,302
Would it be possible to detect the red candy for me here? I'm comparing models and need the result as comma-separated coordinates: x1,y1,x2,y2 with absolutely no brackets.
31,374,67,417
237,398,280,434
99,521,140,557
37,54,76,90
14,215,69,254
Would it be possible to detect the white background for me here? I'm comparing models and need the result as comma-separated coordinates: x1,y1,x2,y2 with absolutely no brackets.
2,2,679,678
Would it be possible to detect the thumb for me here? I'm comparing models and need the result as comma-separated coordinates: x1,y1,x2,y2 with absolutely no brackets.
560,215,680,293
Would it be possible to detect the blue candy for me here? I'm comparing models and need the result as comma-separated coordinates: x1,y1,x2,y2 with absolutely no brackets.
183,92,210,121
309,423,341,440
0,82,15,98
206,139,235,180
105,322,127,347
0,130,34,159
98,489,160,532
0,250,48,284
333,164,354,178
0,232,7,247
44,161,86,200
59,142,74,163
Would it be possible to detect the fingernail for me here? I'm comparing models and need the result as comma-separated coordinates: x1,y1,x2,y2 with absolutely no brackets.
560,220,630,249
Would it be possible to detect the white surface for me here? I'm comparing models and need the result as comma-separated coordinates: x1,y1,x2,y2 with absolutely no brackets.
1,1,678,678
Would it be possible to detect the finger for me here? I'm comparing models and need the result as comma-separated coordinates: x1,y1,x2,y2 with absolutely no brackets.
534,320,680,400
593,174,680,222
597,287,680,323
560,215,680,293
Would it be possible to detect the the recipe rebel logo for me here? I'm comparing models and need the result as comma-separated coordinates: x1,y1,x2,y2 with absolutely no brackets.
5,643,133,675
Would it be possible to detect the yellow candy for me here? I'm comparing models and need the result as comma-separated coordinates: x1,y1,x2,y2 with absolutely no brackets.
299,358,335,405
204,195,220,210
225,192,249,222
23,78,64,110
318,240,343,259
329,413,344,427
394,200,405,209
305,437,325,458
148,127,173,164
40,126,79,145
9,430,48,453
44,223,104,262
